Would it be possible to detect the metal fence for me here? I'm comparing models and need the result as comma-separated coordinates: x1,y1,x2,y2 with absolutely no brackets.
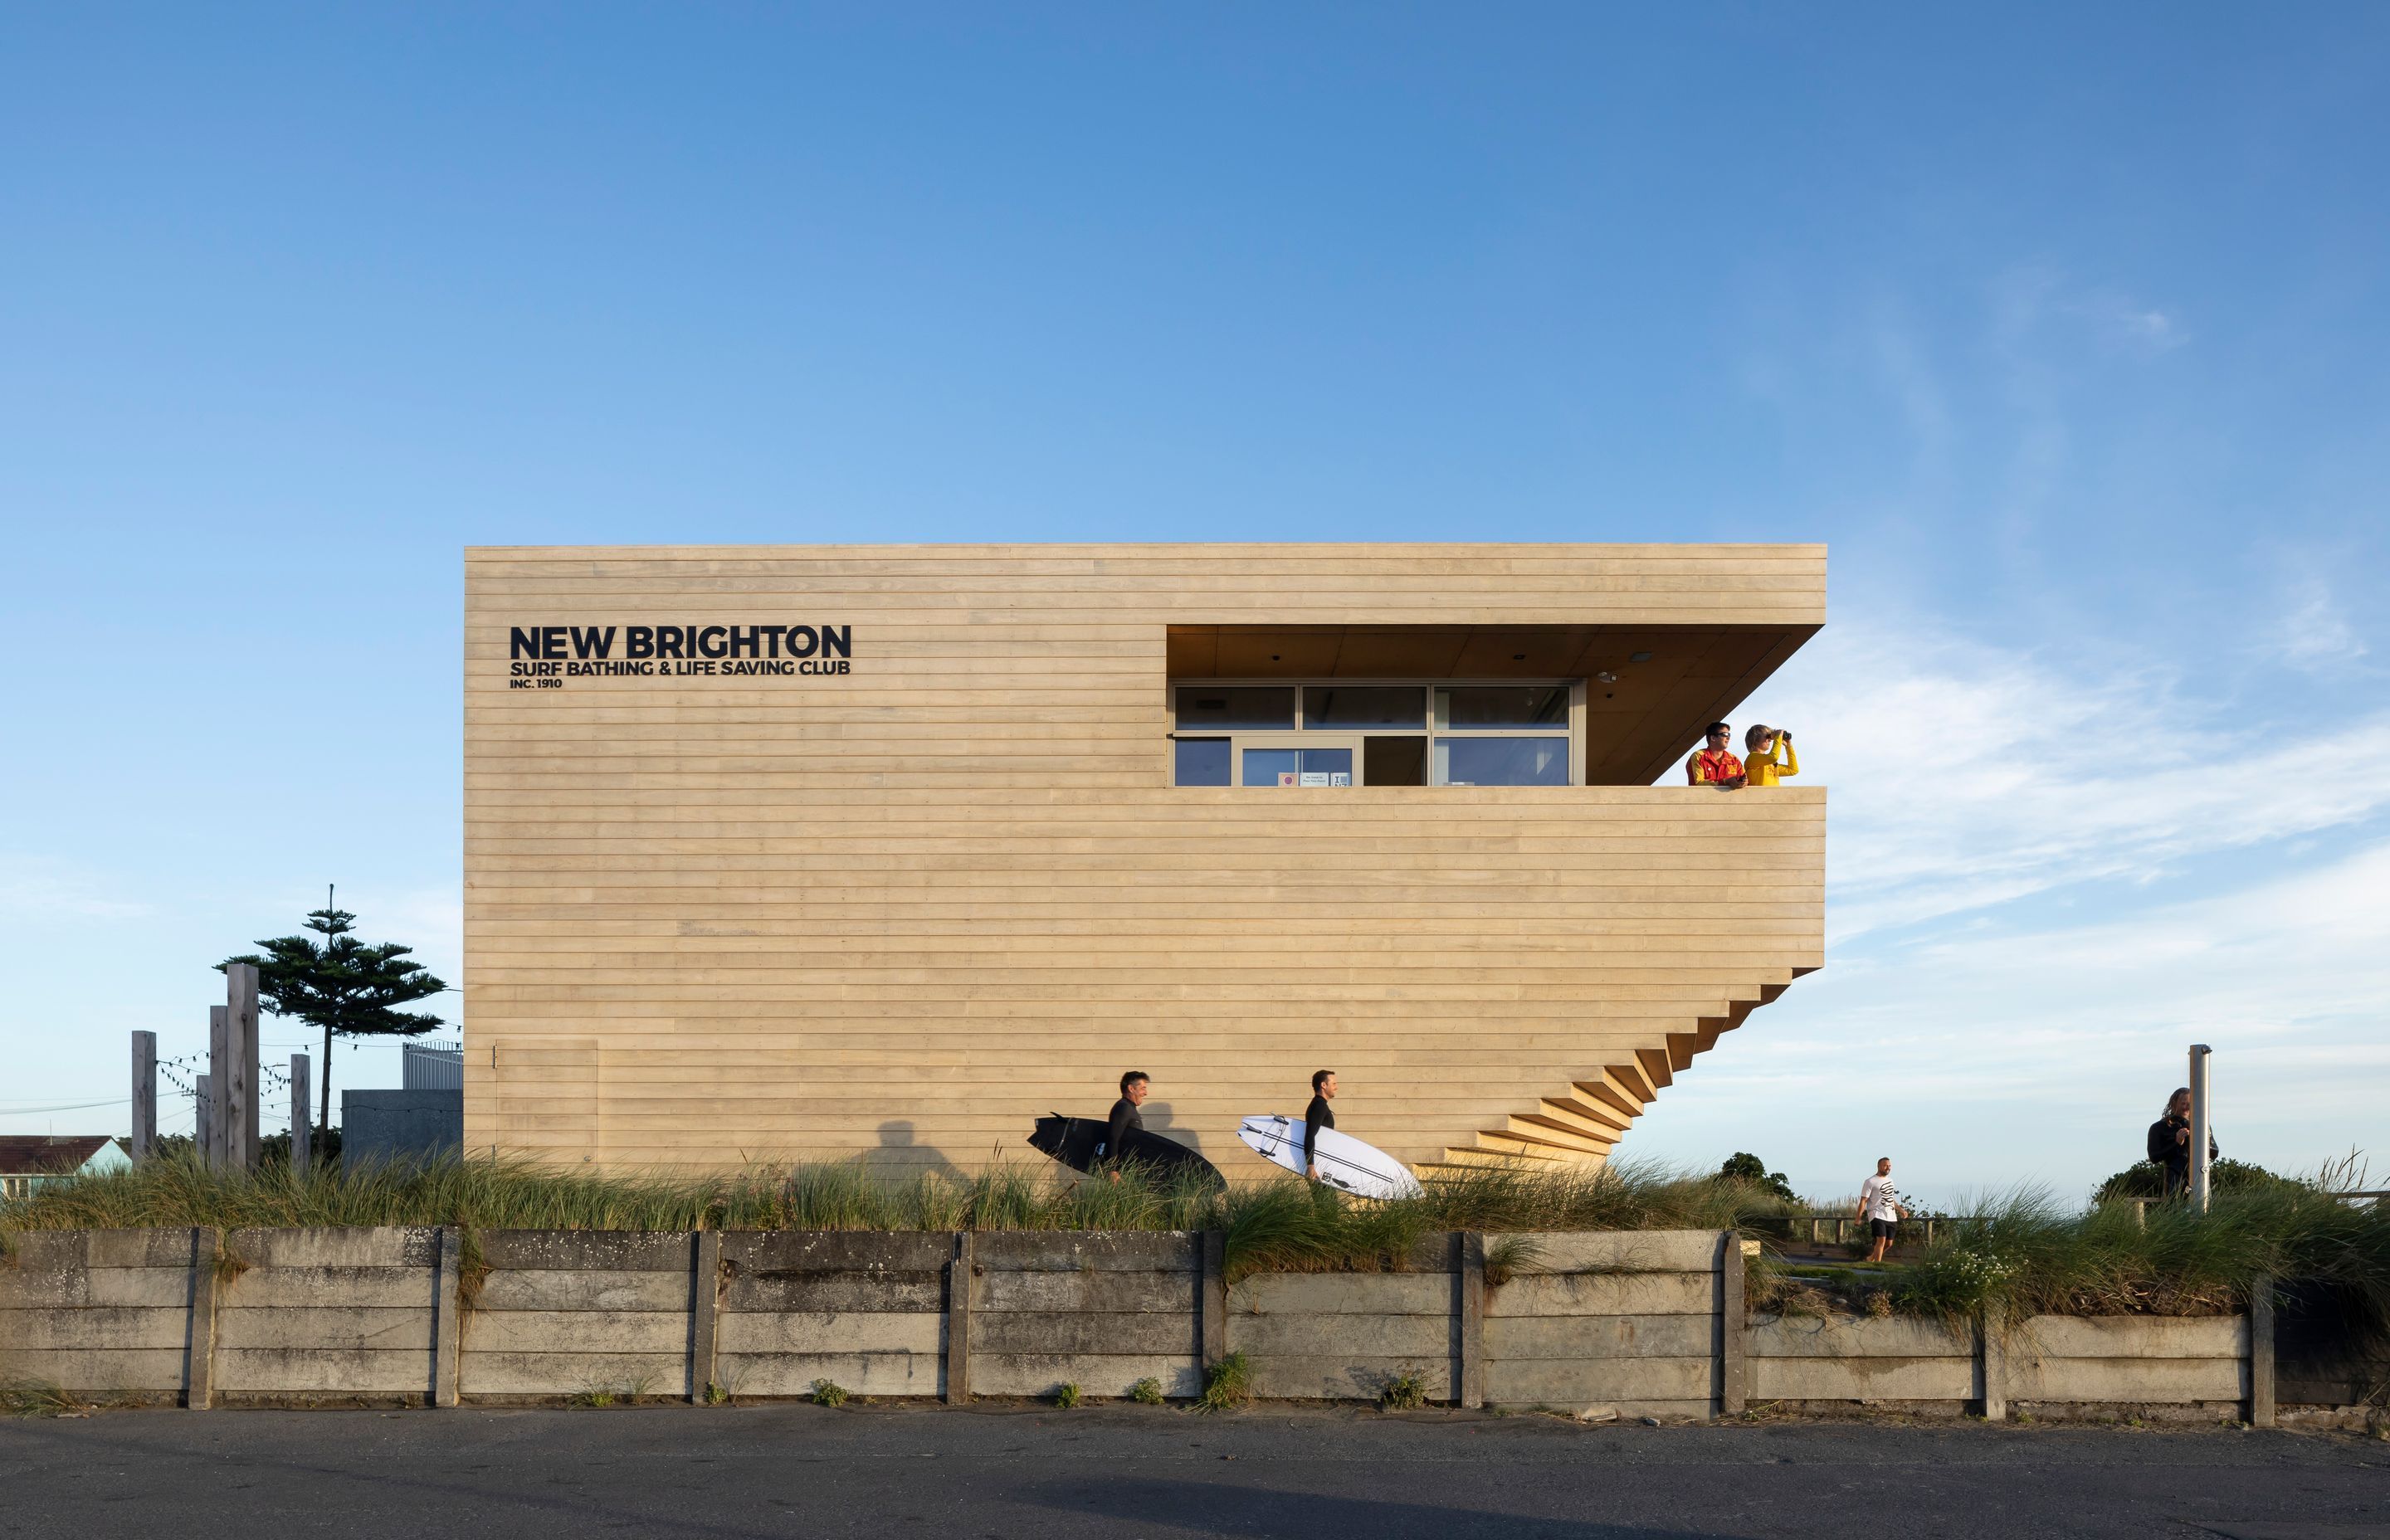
402,1040,465,1092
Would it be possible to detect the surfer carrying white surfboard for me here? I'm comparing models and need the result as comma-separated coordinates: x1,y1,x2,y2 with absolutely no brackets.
1304,1070,1337,1181
1105,1071,1150,1182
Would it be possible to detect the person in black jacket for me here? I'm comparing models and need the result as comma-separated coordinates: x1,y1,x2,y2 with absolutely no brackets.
2146,1087,2217,1197
1304,1070,1337,1182
1104,1071,1150,1181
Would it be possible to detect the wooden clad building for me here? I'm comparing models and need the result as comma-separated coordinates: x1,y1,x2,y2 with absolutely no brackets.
462,543,1827,1177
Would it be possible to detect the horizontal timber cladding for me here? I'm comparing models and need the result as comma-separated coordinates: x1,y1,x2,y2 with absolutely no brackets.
462,544,1828,1172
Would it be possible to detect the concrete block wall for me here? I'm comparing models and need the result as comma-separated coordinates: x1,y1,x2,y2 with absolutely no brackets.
1228,1240,1457,1402
717,1231,950,1398
968,1232,1203,1399
0,1226,2320,1423
1483,1231,1723,1417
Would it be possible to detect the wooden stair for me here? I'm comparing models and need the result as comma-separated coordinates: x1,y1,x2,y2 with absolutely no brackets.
1417,972,1809,1181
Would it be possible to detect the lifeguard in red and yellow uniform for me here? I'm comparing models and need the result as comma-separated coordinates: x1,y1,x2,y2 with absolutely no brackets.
1685,722,1746,787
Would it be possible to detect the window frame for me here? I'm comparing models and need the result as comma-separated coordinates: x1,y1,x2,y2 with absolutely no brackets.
1168,677,1583,787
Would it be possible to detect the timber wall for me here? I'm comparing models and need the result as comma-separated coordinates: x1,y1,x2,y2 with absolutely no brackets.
463,544,1830,1173
4,1226,2334,1424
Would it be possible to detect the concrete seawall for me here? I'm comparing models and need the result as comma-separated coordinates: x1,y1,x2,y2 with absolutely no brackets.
0,1226,2320,1422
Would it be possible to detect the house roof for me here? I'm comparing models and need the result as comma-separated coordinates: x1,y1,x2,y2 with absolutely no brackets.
0,1135,117,1175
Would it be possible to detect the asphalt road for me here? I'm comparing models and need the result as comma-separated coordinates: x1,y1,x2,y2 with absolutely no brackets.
2,1404,2385,1540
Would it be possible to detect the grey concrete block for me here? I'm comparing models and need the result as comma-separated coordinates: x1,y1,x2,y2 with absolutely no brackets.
460,1350,689,1398
479,1231,695,1273
1503,1231,1724,1274
2017,1314,2246,1360
1483,1313,1714,1362
1247,1354,1452,1402
463,1309,690,1356
1482,1273,1710,1318
715,1310,944,1357
223,1228,439,1270
973,1311,1196,1357
0,1270,90,1309
87,1231,206,1270
1482,1356,1713,1406
724,1231,953,1274
2008,1355,2246,1403
976,1270,1196,1315
475,1270,694,1313
216,1306,432,1352
85,1268,202,1309
0,1347,189,1392
213,1348,436,1396
1231,1273,1449,1316
715,1351,941,1399
220,1266,439,1310
0,1306,189,1351
970,1232,1199,1273
968,1353,1201,1398
1750,1356,1981,1401
724,1270,944,1314
1228,1312,1451,1359
1748,1315,1978,1358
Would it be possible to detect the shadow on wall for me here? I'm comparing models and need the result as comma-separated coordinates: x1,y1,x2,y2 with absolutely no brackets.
876,1120,971,1183
1139,1100,1204,1156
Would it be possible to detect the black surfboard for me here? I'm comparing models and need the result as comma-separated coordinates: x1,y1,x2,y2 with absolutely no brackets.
1028,1114,1226,1188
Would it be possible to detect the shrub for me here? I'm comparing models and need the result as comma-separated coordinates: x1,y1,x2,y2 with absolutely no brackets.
1053,1382,1081,1410
1719,1153,1797,1204
1129,1377,1165,1405
1198,1352,1252,1413
1378,1372,1428,1411
809,1379,847,1407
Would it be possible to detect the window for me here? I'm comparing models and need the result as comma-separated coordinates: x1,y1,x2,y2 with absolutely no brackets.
1172,680,1575,787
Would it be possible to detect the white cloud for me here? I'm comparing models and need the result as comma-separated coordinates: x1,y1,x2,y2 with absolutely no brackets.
1732,618,2390,940
2267,575,2368,668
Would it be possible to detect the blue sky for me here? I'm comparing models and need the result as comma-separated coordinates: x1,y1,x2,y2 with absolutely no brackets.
3,5,2383,1203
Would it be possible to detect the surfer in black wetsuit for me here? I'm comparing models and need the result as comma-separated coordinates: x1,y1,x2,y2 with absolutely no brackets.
1105,1071,1150,1182
1304,1069,1337,1181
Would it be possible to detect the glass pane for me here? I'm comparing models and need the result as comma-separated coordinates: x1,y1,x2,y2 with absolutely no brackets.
1434,736,1569,786
1177,687,1295,729
1363,736,1427,786
1305,685,1425,729
1242,747,1300,787
1297,748,1353,787
1174,738,1231,787
1436,685,1570,729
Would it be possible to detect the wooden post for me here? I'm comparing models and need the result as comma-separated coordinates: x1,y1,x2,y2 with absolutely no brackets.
945,1231,973,1404
291,1056,312,1172
206,1008,228,1167
185,1226,220,1411
131,1031,157,1162
1719,1231,1746,1417
2249,1275,2275,1429
1980,1302,2007,1421
432,1227,462,1407
1200,1231,1227,1366
1456,1231,1485,1410
690,1231,722,1404
195,1072,215,1160
226,963,260,1171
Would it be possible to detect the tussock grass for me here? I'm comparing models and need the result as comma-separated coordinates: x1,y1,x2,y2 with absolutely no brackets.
2,1376,75,1417
1198,1352,1252,1412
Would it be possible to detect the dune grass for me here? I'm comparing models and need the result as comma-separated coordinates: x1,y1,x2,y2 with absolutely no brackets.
0,1148,1792,1284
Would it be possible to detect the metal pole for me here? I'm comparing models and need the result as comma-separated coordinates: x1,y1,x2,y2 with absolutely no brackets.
292,1055,312,1173
131,1031,157,1162
2189,1043,2213,1215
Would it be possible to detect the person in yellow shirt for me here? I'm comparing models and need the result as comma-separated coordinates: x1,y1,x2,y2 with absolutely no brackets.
1744,724,1798,787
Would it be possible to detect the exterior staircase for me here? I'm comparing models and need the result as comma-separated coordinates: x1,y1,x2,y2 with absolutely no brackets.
1417,970,1811,1180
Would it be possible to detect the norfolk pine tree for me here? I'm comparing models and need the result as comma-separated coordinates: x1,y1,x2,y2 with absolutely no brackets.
218,889,447,1139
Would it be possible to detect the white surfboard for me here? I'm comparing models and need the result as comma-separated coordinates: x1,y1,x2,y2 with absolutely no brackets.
1238,1114,1425,1200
